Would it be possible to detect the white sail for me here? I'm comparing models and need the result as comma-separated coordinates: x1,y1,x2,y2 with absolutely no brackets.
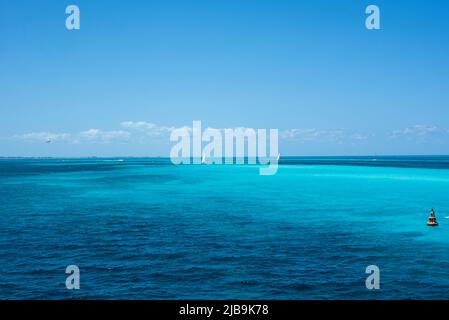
201,153,206,164
276,153,280,161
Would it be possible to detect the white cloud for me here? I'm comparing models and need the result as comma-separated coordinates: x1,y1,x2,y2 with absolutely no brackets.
14,129,130,144
280,128,368,144
120,121,175,137
349,133,371,141
12,122,374,146
79,129,130,143
390,125,449,143
14,132,72,142
120,121,156,131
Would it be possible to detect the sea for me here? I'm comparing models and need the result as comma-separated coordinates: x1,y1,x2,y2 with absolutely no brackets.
1,156,449,299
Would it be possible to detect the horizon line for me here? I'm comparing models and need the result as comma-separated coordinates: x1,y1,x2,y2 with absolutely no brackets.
2,154,449,159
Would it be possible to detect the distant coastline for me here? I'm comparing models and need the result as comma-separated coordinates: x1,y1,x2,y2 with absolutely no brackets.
2,155,449,159
2,155,449,170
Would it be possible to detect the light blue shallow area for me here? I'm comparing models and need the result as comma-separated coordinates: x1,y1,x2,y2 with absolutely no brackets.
1,157,449,299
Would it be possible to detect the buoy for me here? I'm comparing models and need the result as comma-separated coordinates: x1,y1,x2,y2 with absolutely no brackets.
427,208,439,227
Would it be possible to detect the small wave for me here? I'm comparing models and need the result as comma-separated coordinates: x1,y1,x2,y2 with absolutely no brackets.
101,159,124,162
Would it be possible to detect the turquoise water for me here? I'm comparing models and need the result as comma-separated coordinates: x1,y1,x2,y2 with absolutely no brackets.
1,157,449,299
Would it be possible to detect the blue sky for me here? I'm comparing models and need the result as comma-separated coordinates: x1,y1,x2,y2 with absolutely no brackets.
1,0,448,157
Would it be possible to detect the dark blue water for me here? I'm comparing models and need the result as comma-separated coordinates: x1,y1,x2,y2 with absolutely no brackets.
1,157,449,299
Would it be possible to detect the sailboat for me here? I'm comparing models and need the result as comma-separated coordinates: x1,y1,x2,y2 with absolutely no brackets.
276,153,280,161
201,154,207,164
